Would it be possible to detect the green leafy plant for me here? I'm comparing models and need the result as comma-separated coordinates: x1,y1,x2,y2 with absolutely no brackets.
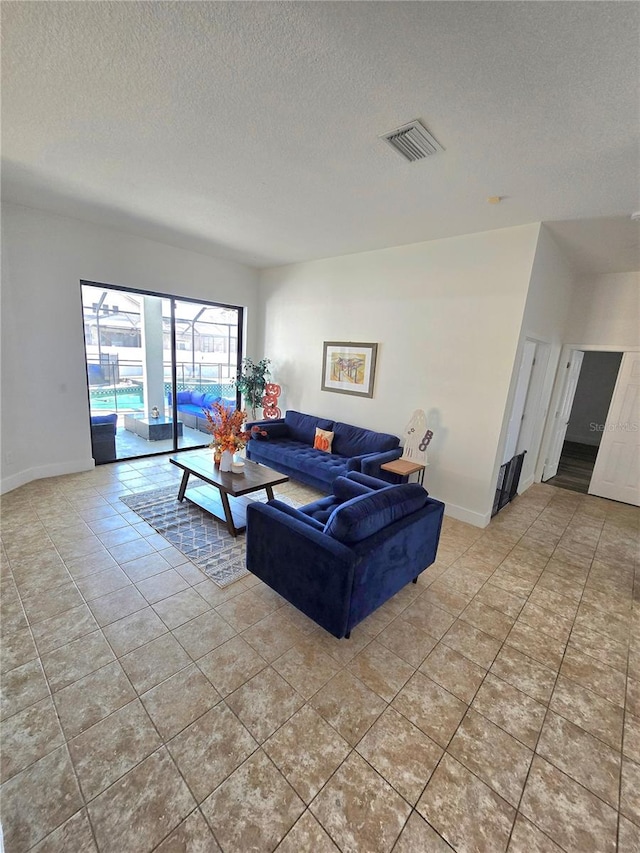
235,357,271,419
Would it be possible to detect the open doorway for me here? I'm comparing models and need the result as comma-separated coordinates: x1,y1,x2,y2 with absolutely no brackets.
544,351,623,493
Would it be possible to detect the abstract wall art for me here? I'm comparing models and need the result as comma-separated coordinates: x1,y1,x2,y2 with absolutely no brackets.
321,341,378,398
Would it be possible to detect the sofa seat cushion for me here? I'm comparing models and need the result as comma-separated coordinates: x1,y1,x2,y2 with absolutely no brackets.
332,421,399,457
175,403,203,415
298,495,342,525
267,500,326,531
299,475,374,524
252,438,349,480
324,483,429,544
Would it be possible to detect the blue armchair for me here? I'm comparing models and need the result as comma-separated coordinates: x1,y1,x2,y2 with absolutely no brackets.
246,472,445,638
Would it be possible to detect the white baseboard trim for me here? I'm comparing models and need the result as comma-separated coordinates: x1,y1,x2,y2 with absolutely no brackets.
1,459,95,495
444,501,491,528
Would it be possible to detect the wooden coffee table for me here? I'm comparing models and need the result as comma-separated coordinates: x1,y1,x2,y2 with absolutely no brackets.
169,450,289,537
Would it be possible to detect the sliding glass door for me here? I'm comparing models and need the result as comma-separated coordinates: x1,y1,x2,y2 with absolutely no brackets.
172,301,240,450
81,282,242,463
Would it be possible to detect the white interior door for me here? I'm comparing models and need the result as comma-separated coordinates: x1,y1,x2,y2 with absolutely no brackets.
503,340,537,463
588,352,640,506
542,349,584,480
517,342,551,488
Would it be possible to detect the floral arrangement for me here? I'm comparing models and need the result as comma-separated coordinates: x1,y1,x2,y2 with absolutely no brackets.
202,401,265,454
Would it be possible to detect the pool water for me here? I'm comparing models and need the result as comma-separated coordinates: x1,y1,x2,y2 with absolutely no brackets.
89,382,235,414
90,391,144,412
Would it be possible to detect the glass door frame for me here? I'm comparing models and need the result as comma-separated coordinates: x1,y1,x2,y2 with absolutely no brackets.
80,279,244,463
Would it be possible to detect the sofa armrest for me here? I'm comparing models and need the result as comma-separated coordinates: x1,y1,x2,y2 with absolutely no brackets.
246,502,355,638
246,419,289,440
346,471,391,491
347,448,402,478
246,417,284,428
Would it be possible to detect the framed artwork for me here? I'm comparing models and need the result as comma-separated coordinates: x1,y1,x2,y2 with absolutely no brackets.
321,341,378,398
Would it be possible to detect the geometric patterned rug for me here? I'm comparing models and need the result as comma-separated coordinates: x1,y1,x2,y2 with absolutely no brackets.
121,485,296,588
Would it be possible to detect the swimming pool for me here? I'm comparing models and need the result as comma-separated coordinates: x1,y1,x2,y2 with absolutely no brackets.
89,386,144,412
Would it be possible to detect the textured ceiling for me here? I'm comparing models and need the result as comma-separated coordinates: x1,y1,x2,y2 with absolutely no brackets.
2,1,639,270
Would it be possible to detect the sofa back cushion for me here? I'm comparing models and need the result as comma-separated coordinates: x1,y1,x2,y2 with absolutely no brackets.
202,393,221,409
323,483,428,543
285,411,334,445
90,413,117,431
332,421,399,458
176,390,192,405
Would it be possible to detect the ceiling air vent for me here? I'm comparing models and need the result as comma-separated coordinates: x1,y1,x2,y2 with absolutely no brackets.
380,120,443,162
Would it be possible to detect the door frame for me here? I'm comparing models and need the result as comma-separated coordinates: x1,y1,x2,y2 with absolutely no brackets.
535,343,639,484
80,279,244,464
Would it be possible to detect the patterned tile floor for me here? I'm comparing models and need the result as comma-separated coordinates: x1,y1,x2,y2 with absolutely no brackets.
1,457,639,852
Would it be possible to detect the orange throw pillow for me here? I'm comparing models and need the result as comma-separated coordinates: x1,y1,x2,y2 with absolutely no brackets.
313,427,334,453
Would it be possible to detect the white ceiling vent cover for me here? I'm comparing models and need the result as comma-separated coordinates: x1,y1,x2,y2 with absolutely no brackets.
381,120,443,162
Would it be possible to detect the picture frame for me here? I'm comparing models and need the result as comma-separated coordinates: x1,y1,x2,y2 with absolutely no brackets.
321,341,378,398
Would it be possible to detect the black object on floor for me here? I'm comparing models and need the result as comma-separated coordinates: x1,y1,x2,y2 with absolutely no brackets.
492,451,526,517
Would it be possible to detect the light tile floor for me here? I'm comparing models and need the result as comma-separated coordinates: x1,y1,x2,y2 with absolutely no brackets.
1,459,639,852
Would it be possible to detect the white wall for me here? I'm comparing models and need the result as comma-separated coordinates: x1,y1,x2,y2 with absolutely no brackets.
1,203,259,493
497,225,576,490
259,224,540,526
565,271,640,348
532,267,638,485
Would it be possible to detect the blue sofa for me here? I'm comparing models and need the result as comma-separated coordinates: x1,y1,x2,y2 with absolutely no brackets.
245,410,402,492
246,471,445,638
167,390,234,432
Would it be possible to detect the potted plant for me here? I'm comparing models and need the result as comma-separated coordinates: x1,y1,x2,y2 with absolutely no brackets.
235,357,271,419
